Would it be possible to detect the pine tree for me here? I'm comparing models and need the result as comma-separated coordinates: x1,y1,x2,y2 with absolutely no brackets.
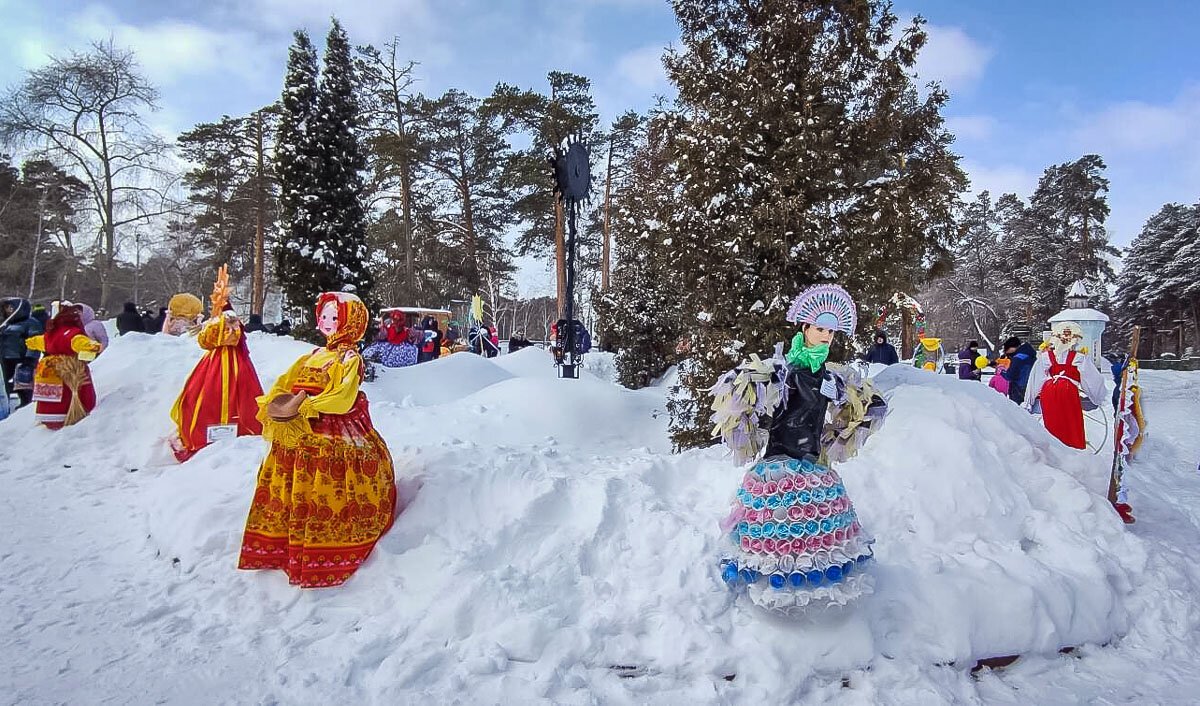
1037,155,1117,285
356,41,423,304
308,18,373,302
0,157,88,301
1000,155,1120,330
177,112,280,287
596,114,687,389
486,72,601,313
663,0,966,447
995,193,1058,331
274,30,321,312
416,89,514,294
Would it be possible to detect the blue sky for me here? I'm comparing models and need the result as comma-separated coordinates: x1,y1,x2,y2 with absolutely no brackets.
2,0,1198,294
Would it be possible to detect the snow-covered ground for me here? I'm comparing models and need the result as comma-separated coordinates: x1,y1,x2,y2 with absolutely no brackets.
2,333,1199,704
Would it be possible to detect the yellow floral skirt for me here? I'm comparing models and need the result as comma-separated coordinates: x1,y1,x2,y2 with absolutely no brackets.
238,393,396,588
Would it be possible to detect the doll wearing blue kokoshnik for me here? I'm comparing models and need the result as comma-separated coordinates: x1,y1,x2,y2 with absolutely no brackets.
711,284,884,614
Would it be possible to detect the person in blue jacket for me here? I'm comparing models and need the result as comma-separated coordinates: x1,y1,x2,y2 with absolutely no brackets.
1000,336,1038,405
1,297,44,408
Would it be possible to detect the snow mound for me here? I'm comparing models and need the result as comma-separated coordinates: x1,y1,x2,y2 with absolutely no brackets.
581,350,618,384
0,336,1152,703
491,346,587,380
368,349,516,406
850,366,1144,662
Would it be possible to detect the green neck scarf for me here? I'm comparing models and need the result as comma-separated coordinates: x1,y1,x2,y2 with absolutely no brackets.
786,331,829,372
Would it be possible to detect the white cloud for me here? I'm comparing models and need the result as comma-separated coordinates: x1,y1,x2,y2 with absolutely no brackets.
0,4,277,91
614,45,667,91
961,160,1038,199
237,0,453,66
946,114,996,141
914,24,992,93
1071,87,1200,153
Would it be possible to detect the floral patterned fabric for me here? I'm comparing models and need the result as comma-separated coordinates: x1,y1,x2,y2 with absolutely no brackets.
238,293,397,588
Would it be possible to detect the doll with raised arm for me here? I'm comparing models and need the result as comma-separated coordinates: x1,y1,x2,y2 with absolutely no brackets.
169,266,264,462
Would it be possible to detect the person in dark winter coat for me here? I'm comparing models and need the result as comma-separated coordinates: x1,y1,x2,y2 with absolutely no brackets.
863,330,899,365
244,314,266,333
152,307,167,333
418,315,442,364
554,319,593,354
508,332,533,352
1109,356,1126,410
469,325,499,357
30,304,49,329
957,341,982,381
1001,336,1038,405
1,297,44,407
116,302,146,335
274,319,292,337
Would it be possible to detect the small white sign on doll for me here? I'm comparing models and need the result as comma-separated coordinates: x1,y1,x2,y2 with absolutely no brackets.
206,424,238,444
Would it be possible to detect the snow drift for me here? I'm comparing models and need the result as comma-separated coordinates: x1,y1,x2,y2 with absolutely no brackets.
0,333,1152,703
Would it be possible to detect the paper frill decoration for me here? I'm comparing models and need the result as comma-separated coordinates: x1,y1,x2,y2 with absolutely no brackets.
708,343,790,464
786,284,858,334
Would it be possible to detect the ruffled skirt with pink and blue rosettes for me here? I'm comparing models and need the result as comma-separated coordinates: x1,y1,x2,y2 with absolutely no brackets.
720,455,874,613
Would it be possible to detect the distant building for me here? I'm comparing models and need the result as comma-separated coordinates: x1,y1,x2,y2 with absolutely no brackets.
1047,280,1109,367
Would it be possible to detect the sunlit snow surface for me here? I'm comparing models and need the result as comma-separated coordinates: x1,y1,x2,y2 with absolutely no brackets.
2,332,1199,704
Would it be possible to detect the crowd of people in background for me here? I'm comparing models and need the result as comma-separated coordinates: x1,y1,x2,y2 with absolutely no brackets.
4,291,601,418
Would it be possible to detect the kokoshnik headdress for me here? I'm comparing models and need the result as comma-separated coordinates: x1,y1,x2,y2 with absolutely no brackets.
785,284,857,335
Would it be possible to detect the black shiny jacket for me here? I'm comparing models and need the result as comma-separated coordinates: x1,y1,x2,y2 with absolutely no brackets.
764,363,831,460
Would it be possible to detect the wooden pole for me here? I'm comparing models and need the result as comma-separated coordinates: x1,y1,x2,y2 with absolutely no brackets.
555,194,566,316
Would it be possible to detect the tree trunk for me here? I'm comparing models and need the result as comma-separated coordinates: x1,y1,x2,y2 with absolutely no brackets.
901,308,913,358
457,120,480,293
400,160,415,299
252,111,266,316
99,119,116,310
602,135,614,292
1191,299,1200,354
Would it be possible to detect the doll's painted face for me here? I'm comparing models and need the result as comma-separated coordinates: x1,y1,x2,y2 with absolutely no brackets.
803,324,834,347
317,302,339,337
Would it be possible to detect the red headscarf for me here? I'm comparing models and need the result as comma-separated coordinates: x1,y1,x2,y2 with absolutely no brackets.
315,292,368,352
46,303,84,337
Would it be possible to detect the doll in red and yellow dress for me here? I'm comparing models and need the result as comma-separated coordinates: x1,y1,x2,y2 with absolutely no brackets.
238,291,397,588
25,302,102,429
170,266,264,462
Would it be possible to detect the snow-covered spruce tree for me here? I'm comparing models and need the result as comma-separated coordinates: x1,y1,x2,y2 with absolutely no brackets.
1156,201,1200,351
276,20,373,321
274,30,321,316
596,114,687,389
1115,202,1200,355
308,18,373,303
663,0,966,448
